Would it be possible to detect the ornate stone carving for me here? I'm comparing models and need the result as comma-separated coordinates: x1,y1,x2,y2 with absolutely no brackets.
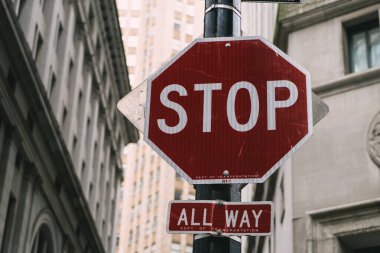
368,112,380,167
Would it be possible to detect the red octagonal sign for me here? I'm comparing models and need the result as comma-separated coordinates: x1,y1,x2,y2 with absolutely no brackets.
144,37,312,184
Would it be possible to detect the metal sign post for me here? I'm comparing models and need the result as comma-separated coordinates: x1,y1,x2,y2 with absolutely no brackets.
194,1,242,253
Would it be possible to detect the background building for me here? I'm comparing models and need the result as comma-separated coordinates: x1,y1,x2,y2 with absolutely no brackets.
117,0,204,89
248,1,380,253
0,1,137,253
115,1,204,253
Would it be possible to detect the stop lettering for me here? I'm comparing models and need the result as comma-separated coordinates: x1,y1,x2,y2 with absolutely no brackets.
157,80,298,134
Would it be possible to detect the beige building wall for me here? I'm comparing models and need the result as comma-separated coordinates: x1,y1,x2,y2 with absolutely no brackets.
249,1,380,253
116,0,204,253
241,2,278,40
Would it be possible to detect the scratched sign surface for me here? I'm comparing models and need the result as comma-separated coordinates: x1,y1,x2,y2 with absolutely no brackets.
167,201,273,235
144,37,313,184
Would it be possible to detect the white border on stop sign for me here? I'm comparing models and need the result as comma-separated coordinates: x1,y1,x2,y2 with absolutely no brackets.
166,200,274,236
144,36,313,185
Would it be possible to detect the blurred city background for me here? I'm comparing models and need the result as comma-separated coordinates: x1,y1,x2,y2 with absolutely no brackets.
0,0,379,253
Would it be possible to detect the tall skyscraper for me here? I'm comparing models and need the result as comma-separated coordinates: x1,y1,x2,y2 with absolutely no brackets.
117,0,204,89
0,0,137,253
116,1,204,253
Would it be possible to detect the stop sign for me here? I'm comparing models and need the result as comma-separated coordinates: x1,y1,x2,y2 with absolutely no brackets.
144,37,312,184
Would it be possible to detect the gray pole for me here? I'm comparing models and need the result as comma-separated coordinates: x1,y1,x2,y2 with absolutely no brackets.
194,1,242,253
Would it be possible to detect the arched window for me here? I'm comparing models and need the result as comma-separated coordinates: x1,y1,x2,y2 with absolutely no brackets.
30,224,54,253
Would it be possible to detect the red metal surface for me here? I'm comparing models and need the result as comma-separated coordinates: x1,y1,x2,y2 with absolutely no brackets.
145,37,312,184
167,201,273,235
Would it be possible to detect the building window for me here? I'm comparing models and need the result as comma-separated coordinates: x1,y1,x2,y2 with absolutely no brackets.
149,171,154,182
174,189,181,200
31,225,54,253
68,59,74,88
356,246,380,253
135,226,140,242
81,161,86,181
174,22,181,32
170,243,181,253
128,230,133,245
41,0,47,12
32,26,43,60
62,107,68,127
17,0,27,17
279,176,285,223
56,21,64,53
1,196,16,253
77,91,83,119
72,135,77,153
49,72,56,99
348,18,380,73
89,183,93,202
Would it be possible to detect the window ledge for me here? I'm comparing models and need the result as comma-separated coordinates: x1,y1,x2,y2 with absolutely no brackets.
306,197,380,220
314,66,380,98
306,198,380,253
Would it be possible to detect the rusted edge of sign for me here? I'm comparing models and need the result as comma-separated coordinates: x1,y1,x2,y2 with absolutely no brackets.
166,200,274,236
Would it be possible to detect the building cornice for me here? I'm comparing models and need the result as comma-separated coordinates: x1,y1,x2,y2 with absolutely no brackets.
307,197,380,220
98,0,139,143
314,66,380,98
275,0,380,51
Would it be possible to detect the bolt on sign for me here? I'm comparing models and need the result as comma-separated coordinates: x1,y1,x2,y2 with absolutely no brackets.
144,36,313,184
167,201,273,235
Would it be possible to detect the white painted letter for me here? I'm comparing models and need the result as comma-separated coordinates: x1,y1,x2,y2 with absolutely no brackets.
194,83,222,132
177,208,188,226
251,210,263,228
191,208,200,225
203,208,212,226
267,80,298,130
227,81,259,132
225,210,239,227
239,210,251,227
157,84,188,134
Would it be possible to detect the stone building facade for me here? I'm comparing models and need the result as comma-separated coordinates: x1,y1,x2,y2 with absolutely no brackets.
248,1,380,253
0,0,137,253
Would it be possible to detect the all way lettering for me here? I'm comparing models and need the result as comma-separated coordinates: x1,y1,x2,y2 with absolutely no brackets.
167,201,273,235
176,207,263,228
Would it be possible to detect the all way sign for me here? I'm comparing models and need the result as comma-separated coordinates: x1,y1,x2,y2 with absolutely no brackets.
167,201,273,235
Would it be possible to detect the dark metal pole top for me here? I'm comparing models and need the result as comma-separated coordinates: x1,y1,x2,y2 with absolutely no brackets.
204,0,241,38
